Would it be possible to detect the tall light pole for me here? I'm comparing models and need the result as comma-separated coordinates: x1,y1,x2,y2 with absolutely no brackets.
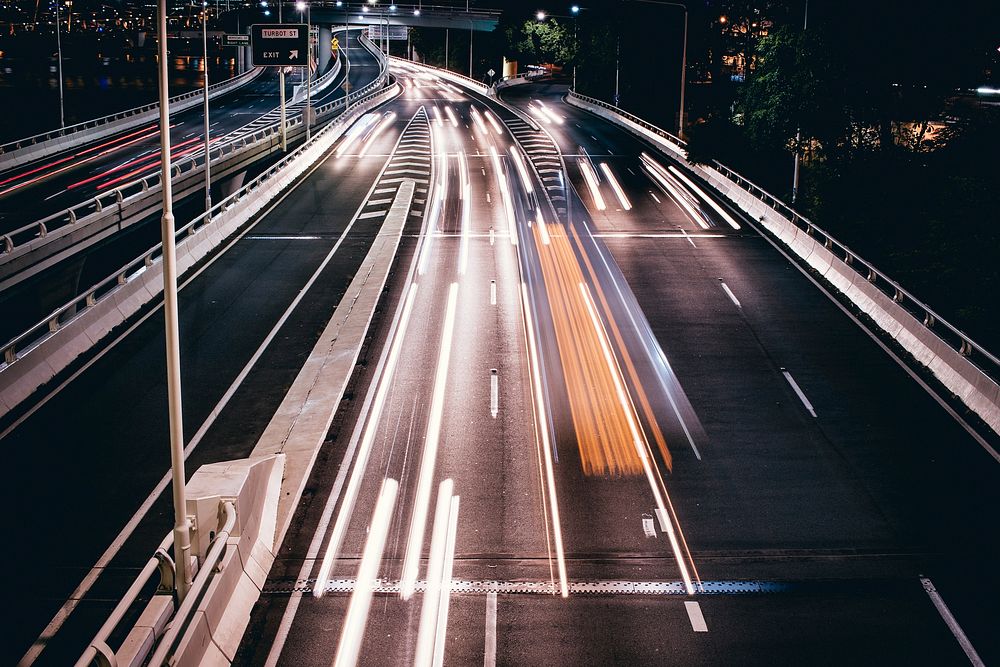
632,0,688,138
278,0,287,151
156,0,193,603
55,0,65,128
792,0,808,203
199,1,211,215
571,4,579,91
297,0,311,140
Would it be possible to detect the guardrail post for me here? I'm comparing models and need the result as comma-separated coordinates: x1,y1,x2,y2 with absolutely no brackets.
48,317,60,334
95,199,103,213
117,271,127,286
1,234,12,253
867,267,877,283
960,339,973,356
69,209,77,224
924,312,936,328
38,222,47,238
3,346,15,365
893,288,904,303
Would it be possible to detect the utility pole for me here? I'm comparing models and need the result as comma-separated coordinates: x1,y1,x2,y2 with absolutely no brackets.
55,0,65,128
156,0,193,603
201,1,211,215
791,0,808,203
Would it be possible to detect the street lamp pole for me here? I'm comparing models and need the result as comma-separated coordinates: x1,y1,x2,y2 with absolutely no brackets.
200,2,212,215
156,0,193,603
792,0,808,203
297,1,311,140
55,0,65,128
278,0,287,151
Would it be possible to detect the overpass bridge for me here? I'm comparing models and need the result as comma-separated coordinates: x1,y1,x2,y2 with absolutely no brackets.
1,45,998,667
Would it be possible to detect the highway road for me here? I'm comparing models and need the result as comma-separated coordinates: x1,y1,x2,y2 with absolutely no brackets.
1,65,998,666
0,28,383,347
233,73,1000,666
0,29,376,233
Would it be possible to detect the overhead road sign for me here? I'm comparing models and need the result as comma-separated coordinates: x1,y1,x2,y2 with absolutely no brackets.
251,24,309,67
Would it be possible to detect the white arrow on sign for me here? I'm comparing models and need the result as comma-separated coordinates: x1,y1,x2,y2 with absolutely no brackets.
290,49,299,59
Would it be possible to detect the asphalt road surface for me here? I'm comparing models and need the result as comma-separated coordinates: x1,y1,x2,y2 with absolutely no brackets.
2,67,998,667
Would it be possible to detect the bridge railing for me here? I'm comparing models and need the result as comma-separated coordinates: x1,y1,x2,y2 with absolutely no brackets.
0,67,264,171
0,75,397,379
0,34,387,276
566,88,1000,435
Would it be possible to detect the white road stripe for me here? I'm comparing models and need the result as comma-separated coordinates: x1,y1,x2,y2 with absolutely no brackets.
490,280,497,305
484,591,498,667
720,281,741,308
490,369,499,418
685,601,708,632
358,210,387,219
920,577,985,666
649,191,661,204
781,369,817,417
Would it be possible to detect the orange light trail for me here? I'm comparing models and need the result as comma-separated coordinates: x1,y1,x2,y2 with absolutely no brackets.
531,221,648,476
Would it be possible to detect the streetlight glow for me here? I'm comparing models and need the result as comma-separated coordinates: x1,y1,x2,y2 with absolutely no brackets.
536,10,546,20
571,5,580,13
295,0,305,10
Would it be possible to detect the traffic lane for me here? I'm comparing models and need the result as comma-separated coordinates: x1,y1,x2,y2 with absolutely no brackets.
0,30,375,226
0,71,279,220
0,108,404,663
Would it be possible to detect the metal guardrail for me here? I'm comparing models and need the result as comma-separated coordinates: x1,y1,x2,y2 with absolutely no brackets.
566,88,1000,385
1,61,394,371
0,34,386,269
0,67,264,163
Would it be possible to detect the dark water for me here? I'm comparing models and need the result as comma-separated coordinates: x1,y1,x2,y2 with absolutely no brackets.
0,48,240,144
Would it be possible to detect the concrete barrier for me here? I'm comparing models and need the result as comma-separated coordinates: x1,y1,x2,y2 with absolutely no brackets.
0,82,402,420
566,90,1000,438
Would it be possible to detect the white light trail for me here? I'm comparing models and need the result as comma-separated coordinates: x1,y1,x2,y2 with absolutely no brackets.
400,283,460,600
579,159,606,210
458,151,471,274
432,495,461,667
470,106,488,135
432,105,444,126
312,284,420,598
535,207,551,245
358,111,397,157
535,99,564,124
488,145,518,246
668,165,741,229
484,110,505,135
419,132,449,275
335,113,378,157
599,163,632,210
520,282,569,597
509,146,533,195
332,478,399,667
444,105,459,127
641,154,708,229
414,479,455,667
578,282,696,595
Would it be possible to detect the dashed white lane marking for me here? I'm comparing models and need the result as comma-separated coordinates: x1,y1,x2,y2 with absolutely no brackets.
484,591,498,666
358,210,387,219
719,281,741,308
649,191,661,203
781,369,817,418
920,577,985,666
490,369,499,418
685,601,709,632
490,280,497,305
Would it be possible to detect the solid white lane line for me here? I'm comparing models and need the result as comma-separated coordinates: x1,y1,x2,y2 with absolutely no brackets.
311,285,421,599
332,478,399,667
684,601,709,632
490,369,499,418
484,591,498,667
781,369,817,418
720,281,741,308
490,280,497,305
920,577,985,667
400,283,460,600
433,495,461,667
415,480,455,667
